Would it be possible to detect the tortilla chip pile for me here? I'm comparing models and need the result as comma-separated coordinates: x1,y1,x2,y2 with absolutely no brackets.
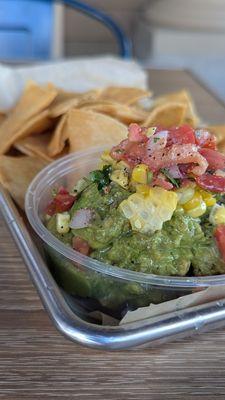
0,80,224,209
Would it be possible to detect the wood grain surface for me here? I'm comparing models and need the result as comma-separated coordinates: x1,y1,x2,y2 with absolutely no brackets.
1,69,225,400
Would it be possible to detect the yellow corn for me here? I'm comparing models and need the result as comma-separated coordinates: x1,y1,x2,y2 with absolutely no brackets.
176,186,195,205
209,204,225,225
198,188,216,207
183,192,203,211
116,160,130,172
146,127,157,137
131,164,149,184
136,184,150,196
110,169,129,189
100,150,116,167
186,202,207,218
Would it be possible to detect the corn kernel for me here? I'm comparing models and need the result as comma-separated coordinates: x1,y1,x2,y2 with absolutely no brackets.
186,201,207,218
146,127,157,137
183,192,203,211
116,160,130,172
204,197,216,207
101,150,116,166
209,204,225,225
110,169,129,189
56,212,70,234
198,188,216,207
176,186,195,205
132,164,149,184
136,184,150,196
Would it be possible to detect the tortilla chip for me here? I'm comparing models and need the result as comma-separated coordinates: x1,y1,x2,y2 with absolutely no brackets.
0,81,57,155
0,155,48,209
80,101,148,124
47,113,69,157
49,89,102,118
144,102,187,128
9,110,53,147
14,132,54,162
153,90,200,127
207,125,225,145
99,86,151,105
0,112,5,124
67,109,127,153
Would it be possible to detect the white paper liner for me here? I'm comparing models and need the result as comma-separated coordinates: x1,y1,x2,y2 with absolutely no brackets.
120,285,225,325
0,56,148,110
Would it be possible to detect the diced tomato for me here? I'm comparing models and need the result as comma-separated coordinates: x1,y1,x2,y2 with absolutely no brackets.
45,191,75,215
72,236,91,256
199,148,225,170
58,186,69,195
196,174,225,193
54,193,75,212
167,125,196,146
110,139,129,161
214,225,225,262
195,129,217,149
46,200,57,216
143,143,208,175
152,176,173,190
128,123,148,143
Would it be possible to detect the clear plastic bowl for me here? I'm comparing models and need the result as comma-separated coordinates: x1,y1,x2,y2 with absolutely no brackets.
25,148,225,316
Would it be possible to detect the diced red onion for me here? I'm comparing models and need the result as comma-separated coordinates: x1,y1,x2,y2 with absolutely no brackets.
147,130,168,155
166,165,183,179
70,209,93,229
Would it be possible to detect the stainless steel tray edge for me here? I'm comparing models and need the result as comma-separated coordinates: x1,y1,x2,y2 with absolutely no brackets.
1,183,225,350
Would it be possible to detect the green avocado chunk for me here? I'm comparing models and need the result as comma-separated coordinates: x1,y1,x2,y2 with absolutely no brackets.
92,211,204,276
70,181,130,218
46,215,73,246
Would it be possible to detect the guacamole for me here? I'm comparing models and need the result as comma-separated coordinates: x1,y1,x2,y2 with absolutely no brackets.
43,123,225,312
46,179,225,277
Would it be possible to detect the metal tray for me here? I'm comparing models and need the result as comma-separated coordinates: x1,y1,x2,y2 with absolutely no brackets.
2,183,225,350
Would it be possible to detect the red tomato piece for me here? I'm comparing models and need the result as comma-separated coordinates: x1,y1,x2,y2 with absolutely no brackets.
152,176,173,190
54,193,75,212
196,174,225,193
195,129,217,149
72,236,90,256
214,225,225,262
46,200,56,216
199,148,225,170
128,123,148,143
58,186,69,195
167,125,196,146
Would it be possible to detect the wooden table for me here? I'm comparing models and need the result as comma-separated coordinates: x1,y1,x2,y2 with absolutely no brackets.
1,69,225,399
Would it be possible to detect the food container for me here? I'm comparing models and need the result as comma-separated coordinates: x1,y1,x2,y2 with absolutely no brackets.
25,148,225,318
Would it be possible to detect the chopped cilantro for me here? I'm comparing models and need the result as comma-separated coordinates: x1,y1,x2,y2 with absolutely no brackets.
153,137,160,143
160,168,181,188
89,165,112,192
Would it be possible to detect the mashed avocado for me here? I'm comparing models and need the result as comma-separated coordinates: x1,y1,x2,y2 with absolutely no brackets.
46,180,225,277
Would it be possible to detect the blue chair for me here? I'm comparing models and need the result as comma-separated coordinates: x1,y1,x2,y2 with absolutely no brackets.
0,0,131,61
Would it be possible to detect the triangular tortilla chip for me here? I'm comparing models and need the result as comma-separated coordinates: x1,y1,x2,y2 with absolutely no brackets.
207,125,225,145
99,86,152,105
153,90,199,127
0,155,48,209
0,112,5,125
9,110,53,145
66,109,127,153
47,113,69,157
80,100,147,124
144,102,187,128
0,81,57,155
49,89,102,118
14,132,54,162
